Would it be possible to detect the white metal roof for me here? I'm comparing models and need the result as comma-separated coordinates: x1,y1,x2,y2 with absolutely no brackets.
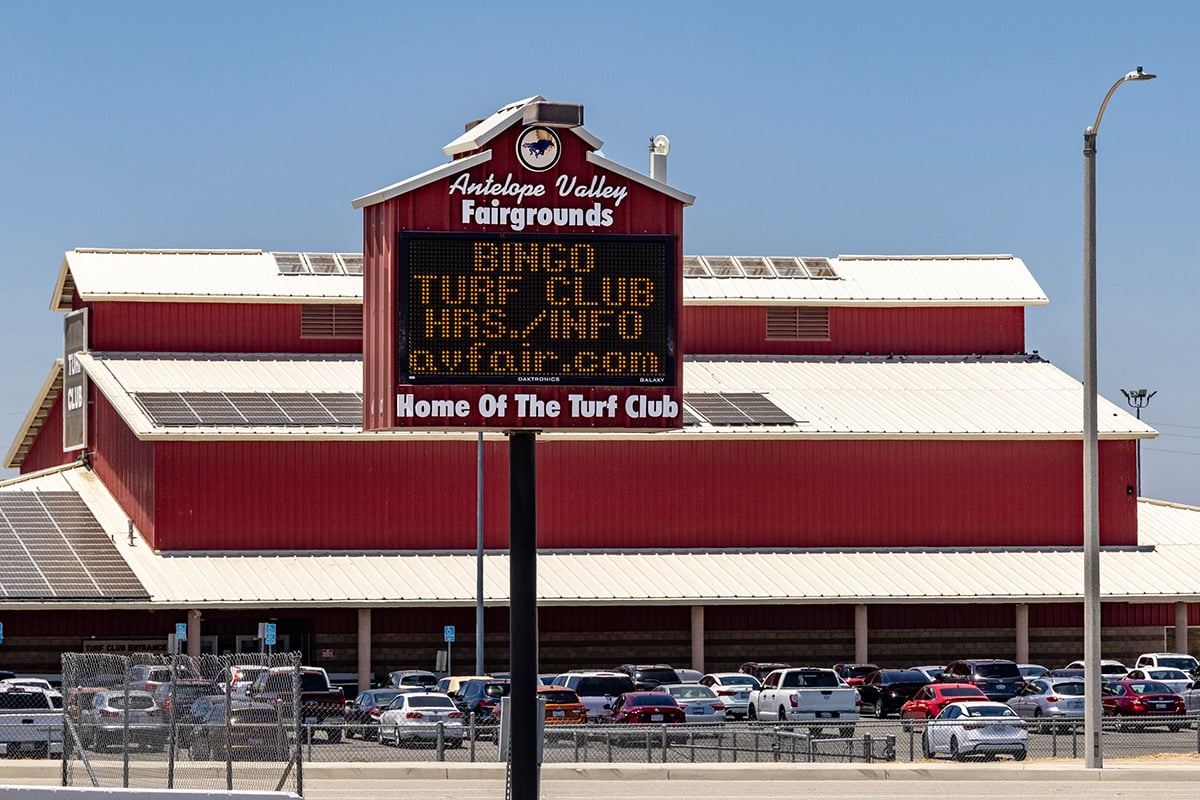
51,249,363,310
3,466,1200,609
52,251,1041,309
684,255,1048,306
65,353,1154,441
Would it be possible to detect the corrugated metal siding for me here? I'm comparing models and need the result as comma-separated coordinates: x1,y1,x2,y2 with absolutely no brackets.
90,392,156,548
536,439,1137,549
362,125,685,431
20,394,75,473
685,306,1025,355
85,301,360,353
137,437,1136,552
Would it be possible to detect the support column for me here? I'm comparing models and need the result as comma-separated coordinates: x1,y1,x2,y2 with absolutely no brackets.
1176,602,1190,654
358,608,372,695
854,604,868,664
187,609,201,660
1015,604,1029,664
690,606,705,674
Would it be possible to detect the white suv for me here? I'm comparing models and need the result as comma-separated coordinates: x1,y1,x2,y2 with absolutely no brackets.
1134,652,1199,675
552,671,635,721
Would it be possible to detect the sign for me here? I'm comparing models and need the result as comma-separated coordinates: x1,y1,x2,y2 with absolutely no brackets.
0,622,4,644
321,648,334,658
395,232,680,429
444,625,456,643
264,623,277,646
63,308,88,452
175,622,187,642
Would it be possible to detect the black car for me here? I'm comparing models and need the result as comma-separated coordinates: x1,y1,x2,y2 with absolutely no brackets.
153,679,223,744
855,669,930,718
344,689,408,739
937,659,1025,702
614,664,680,691
454,679,511,726
187,700,289,761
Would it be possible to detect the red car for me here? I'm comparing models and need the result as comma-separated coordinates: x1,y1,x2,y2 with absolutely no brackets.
900,683,987,727
606,692,685,724
833,663,879,687
1102,680,1186,730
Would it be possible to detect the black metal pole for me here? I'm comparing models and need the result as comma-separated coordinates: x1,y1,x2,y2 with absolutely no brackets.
508,430,538,800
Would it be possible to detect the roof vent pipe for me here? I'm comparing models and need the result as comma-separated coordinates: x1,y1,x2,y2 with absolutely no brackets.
649,135,670,182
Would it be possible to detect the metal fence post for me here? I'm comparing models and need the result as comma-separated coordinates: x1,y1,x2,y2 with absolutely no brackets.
224,657,234,791
122,659,131,789
864,733,873,763
436,721,445,762
469,713,476,762
293,657,303,798
167,653,178,789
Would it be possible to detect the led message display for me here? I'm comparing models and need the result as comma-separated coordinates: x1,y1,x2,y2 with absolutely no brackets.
398,233,675,387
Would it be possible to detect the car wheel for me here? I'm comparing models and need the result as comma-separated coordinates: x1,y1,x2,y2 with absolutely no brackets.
778,706,788,724
326,728,342,744
447,738,463,749
839,726,855,738
874,702,886,720
1033,708,1048,735
920,732,932,759
747,705,757,721
901,716,913,733
189,738,208,761
1169,723,1185,733
1013,747,1027,762
950,736,963,761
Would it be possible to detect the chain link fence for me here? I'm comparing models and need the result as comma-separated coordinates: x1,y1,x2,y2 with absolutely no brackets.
61,651,306,794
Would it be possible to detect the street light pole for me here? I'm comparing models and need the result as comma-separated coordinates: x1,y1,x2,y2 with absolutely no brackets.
1082,67,1155,770
1121,388,1156,497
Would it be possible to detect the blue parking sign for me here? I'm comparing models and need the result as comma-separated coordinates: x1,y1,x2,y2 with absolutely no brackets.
444,625,455,643
264,623,277,646
175,622,187,641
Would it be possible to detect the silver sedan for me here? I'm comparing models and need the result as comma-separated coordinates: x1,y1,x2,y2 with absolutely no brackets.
656,684,727,724
1006,677,1085,731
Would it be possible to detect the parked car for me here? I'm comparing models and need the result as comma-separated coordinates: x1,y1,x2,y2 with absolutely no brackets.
656,684,726,724
387,670,439,691
606,692,685,725
217,665,269,699
434,675,491,698
377,692,463,747
1064,659,1129,678
345,689,408,739
614,664,680,691
698,672,760,718
920,701,1027,761
675,669,703,684
937,659,1025,702
494,685,587,727
1006,677,1086,730
747,667,860,735
187,700,288,761
152,679,223,744
2,678,62,708
553,672,636,722
247,666,346,743
1016,664,1049,679
740,662,790,681
78,689,165,751
0,685,63,758
856,669,930,719
900,683,988,728
1125,668,1193,695
907,665,946,683
128,663,197,694
454,679,511,731
1102,680,1187,729
1181,679,1200,714
832,663,879,687
1134,653,1200,677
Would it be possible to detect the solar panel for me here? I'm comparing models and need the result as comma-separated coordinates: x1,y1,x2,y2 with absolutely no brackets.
736,256,774,277
312,393,363,425
802,258,839,278
769,257,809,277
273,252,307,275
682,256,709,277
134,393,201,425
684,393,796,426
304,253,342,275
0,492,148,600
681,407,702,426
267,393,338,424
339,253,364,276
222,393,292,425
704,256,741,277
179,393,246,425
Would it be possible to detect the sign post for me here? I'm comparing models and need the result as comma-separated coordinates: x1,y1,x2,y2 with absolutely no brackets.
444,625,455,676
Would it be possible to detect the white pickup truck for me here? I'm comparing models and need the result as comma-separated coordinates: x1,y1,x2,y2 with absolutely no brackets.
747,667,860,735
0,685,63,758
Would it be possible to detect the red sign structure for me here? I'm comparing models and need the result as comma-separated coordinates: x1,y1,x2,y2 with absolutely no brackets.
354,97,693,431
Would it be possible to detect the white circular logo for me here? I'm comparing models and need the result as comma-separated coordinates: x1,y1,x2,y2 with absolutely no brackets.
516,126,561,172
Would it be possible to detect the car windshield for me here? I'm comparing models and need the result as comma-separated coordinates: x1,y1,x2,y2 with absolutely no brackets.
635,668,678,683
575,677,635,697
1052,682,1086,696
1130,682,1172,695
667,686,715,700
629,695,675,707
0,692,51,710
963,706,1017,718
715,675,758,687
1157,658,1198,672
483,683,511,698
1149,670,1184,680
408,696,454,708
541,691,578,705
366,691,403,705
844,666,876,678
781,671,837,689
974,663,1019,678
397,675,433,686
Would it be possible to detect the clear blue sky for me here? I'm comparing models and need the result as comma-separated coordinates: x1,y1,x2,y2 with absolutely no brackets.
1,2,1196,503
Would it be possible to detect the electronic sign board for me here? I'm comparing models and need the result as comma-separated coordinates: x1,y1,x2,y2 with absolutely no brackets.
394,232,680,429
399,232,675,386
